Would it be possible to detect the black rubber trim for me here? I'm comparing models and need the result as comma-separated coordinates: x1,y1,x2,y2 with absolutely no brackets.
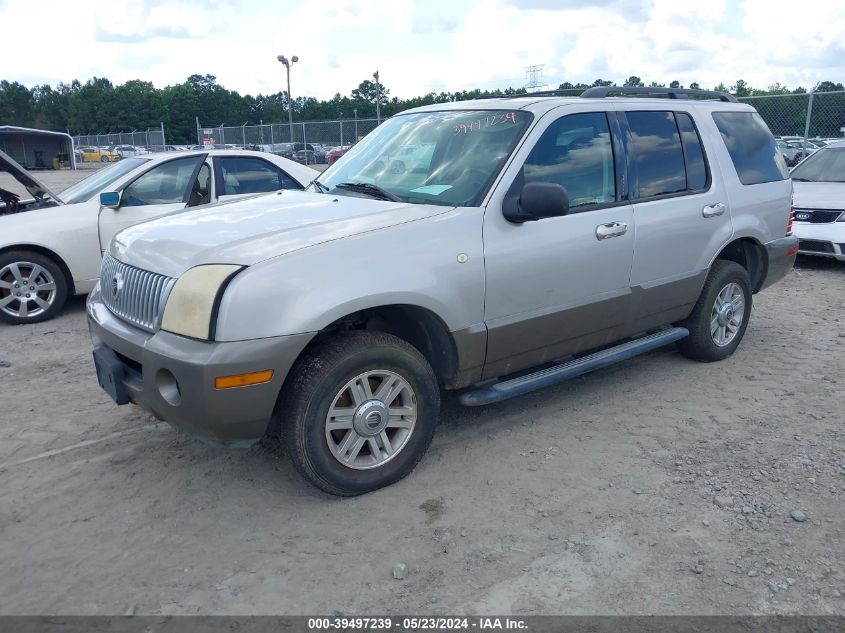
209,266,246,341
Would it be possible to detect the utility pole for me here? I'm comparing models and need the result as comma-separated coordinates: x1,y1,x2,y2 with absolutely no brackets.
278,54,299,142
354,108,358,144
373,70,381,124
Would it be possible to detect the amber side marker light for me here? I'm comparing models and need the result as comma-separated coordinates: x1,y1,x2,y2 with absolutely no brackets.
215,370,274,390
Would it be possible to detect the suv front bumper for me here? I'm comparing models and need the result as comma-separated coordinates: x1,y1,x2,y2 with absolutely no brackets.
87,284,313,447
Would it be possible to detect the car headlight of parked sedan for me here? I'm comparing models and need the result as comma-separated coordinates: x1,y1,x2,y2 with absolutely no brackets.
161,264,243,340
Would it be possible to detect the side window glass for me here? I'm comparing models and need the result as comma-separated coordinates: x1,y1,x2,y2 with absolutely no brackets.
219,157,302,195
187,163,211,207
122,157,203,206
712,112,788,185
523,112,615,209
627,111,686,198
676,112,708,190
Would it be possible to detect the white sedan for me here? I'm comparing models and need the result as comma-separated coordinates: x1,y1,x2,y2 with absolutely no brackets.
791,140,845,262
0,150,318,324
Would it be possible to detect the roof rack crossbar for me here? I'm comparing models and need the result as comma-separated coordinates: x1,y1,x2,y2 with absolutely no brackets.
580,86,738,103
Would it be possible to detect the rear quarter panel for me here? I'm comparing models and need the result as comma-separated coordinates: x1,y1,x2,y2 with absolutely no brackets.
697,103,792,246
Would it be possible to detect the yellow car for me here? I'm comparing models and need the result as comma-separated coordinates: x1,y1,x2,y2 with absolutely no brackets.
79,147,120,163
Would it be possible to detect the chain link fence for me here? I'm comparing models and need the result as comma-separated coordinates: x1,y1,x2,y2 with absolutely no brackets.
70,92,845,167
738,90,845,141
198,118,380,153
73,128,166,151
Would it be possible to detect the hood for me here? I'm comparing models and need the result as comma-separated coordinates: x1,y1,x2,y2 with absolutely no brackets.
792,181,845,210
111,190,452,278
0,149,64,204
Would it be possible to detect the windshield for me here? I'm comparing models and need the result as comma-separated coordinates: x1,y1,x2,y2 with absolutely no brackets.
60,158,149,203
317,109,533,206
791,148,845,182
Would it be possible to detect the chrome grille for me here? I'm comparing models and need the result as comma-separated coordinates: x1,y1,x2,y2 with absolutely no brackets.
100,254,174,332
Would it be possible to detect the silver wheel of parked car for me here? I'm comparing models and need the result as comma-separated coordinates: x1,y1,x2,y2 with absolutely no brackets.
710,282,745,347
324,369,417,470
677,260,752,363
0,260,58,320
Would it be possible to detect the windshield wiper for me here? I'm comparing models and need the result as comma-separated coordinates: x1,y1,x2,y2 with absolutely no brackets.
334,182,402,202
310,178,330,193
790,177,811,181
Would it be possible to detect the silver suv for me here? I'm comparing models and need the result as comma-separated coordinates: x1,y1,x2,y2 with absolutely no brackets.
88,87,798,495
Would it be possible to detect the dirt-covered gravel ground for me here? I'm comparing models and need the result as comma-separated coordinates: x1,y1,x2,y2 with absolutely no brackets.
0,168,843,616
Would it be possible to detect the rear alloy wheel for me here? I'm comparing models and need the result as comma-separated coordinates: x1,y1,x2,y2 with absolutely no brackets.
677,260,752,362
0,251,68,324
276,330,439,496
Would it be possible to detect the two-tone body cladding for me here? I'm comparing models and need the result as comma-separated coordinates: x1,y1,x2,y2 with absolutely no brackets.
89,88,797,495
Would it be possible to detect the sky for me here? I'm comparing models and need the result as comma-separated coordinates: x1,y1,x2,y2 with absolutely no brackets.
1,0,844,99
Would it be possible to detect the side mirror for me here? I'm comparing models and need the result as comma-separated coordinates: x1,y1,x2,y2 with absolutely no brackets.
99,191,121,209
503,182,569,223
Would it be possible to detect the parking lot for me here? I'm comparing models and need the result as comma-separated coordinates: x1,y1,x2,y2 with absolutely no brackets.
1,168,844,616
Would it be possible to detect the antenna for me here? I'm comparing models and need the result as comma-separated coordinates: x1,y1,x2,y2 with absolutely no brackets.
524,64,545,90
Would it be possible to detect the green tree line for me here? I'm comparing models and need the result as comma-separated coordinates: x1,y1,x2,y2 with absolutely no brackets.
1,74,843,143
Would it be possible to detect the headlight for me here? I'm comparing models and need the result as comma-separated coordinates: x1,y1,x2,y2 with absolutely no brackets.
161,265,243,340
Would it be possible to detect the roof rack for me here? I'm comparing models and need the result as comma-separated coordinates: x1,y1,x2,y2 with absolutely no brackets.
580,86,738,103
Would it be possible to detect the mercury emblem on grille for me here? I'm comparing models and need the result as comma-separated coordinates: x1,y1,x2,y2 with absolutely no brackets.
111,272,124,300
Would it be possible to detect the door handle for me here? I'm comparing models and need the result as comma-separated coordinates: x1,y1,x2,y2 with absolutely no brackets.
595,222,628,240
702,202,726,218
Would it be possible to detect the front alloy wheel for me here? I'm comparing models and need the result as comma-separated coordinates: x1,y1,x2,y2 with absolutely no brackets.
0,252,68,324
276,330,439,496
325,369,418,470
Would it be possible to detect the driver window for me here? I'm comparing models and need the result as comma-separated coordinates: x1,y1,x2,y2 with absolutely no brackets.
122,157,203,206
523,112,615,210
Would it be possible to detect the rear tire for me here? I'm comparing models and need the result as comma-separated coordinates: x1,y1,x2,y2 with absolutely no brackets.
275,330,440,496
677,260,752,362
0,250,68,324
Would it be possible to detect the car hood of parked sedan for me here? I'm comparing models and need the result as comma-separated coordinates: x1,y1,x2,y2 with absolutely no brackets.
110,190,453,278
0,149,65,211
792,181,845,210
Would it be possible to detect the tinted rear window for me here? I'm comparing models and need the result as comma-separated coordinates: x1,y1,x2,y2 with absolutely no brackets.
712,112,788,185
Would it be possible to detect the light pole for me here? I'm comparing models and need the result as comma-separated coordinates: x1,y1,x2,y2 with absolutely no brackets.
373,70,381,124
277,54,299,142
353,108,358,144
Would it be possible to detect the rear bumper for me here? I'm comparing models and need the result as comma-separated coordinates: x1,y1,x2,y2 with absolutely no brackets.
86,284,313,447
760,235,799,290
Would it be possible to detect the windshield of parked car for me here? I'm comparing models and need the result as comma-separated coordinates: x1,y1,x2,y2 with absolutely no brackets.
60,158,149,204
790,148,845,182
316,110,533,206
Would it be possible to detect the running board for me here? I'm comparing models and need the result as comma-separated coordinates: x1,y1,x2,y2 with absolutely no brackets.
459,327,689,407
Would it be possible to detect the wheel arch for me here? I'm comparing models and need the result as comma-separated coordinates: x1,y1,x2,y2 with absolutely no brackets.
0,243,76,296
297,303,461,389
711,237,767,293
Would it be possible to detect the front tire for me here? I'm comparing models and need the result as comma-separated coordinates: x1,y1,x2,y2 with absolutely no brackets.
677,260,752,362
276,331,440,496
0,250,68,324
